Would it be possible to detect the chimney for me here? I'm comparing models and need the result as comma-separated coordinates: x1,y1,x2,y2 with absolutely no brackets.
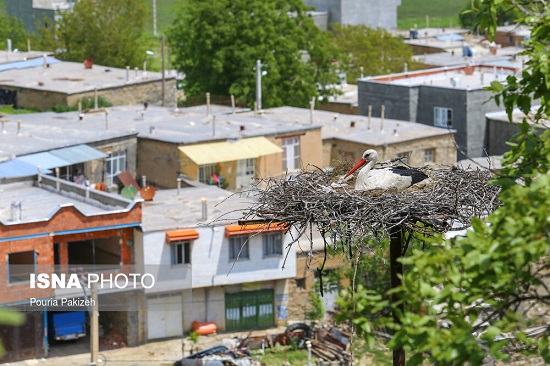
10,201,21,222
141,175,146,187
309,96,315,124
126,66,130,83
380,105,385,131
201,198,208,221
206,92,211,116
149,125,155,134
177,177,182,195
368,105,372,130
1,118,6,134
7,39,12,54
231,95,235,114
17,120,21,135
212,115,216,136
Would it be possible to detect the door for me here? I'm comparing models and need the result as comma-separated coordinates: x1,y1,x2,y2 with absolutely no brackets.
236,158,255,190
147,293,183,339
225,289,274,331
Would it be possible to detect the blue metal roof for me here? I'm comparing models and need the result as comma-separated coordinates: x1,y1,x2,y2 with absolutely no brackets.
17,152,70,170
436,34,465,42
0,160,52,179
49,144,107,165
0,56,60,72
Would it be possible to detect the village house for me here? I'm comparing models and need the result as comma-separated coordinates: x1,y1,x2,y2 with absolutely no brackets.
356,64,519,160
136,181,296,339
0,174,144,363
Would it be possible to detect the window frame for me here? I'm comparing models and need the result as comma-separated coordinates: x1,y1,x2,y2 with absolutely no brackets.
229,235,250,261
263,232,283,257
105,151,127,186
434,107,453,128
170,240,191,265
282,136,301,171
424,149,435,163
198,164,217,184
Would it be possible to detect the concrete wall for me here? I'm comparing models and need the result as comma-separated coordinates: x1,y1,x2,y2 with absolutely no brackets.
6,0,55,34
465,89,503,159
304,0,400,30
8,79,176,111
137,139,180,189
358,82,415,122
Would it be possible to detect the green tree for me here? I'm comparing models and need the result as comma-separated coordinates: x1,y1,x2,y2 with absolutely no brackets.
337,1,550,364
37,0,149,68
331,24,420,81
0,15,30,51
459,0,521,30
167,0,342,108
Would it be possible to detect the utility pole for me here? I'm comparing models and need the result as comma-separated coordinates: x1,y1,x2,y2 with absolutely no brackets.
90,282,99,365
152,0,157,36
256,60,262,111
390,226,405,366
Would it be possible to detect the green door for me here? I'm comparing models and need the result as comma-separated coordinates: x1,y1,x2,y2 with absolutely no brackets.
225,289,274,331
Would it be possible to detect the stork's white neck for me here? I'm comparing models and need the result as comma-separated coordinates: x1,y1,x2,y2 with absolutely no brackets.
357,159,376,180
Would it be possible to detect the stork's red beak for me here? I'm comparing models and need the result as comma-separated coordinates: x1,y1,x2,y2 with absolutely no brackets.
344,158,367,179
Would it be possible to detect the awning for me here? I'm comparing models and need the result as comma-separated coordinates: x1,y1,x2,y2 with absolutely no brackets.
166,229,199,243
0,160,52,178
49,145,107,165
224,223,288,237
17,145,107,169
179,137,283,166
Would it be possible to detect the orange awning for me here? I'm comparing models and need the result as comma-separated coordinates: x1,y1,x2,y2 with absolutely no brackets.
166,229,199,243
224,223,287,237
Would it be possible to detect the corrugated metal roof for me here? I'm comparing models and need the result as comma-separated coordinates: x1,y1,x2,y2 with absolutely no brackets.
17,151,71,169
0,160,52,178
49,144,107,165
179,137,282,165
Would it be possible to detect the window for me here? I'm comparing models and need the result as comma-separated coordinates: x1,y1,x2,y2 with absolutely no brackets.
434,107,453,128
263,233,283,257
396,151,411,162
199,164,217,184
282,137,301,171
229,235,249,260
106,151,127,186
236,158,255,189
424,149,435,163
170,241,191,265
8,251,36,283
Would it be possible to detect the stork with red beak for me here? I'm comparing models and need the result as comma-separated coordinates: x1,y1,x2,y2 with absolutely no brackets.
344,149,429,191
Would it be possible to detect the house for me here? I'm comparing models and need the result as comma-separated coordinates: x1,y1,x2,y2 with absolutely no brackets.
136,181,296,338
304,0,401,30
401,28,481,55
0,109,138,191
5,0,72,34
246,106,457,167
0,174,144,363
356,64,519,160
0,59,176,111
493,24,531,48
485,108,548,156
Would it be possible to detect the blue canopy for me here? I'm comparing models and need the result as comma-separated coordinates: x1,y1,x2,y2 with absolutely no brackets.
0,160,52,179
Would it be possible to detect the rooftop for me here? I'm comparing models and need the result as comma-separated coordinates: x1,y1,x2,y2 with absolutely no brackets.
243,106,454,146
0,104,320,161
140,182,252,232
486,107,549,127
360,63,518,90
412,46,526,68
0,176,137,227
0,60,176,94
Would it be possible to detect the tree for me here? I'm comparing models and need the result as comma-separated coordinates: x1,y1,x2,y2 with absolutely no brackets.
459,0,521,30
37,0,149,69
0,15,30,51
337,1,550,364
167,0,342,109
331,24,421,81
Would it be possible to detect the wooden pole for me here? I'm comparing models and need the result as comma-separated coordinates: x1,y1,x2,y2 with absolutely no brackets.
90,282,99,365
390,225,405,366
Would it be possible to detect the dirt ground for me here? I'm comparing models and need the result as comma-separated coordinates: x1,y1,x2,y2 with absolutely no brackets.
2,326,288,366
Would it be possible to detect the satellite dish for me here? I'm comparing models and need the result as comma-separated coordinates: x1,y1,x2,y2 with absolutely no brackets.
121,186,137,199
140,186,155,201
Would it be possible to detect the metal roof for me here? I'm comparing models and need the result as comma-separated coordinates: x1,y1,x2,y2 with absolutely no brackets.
0,160,52,179
0,56,60,72
17,151,72,169
49,144,108,165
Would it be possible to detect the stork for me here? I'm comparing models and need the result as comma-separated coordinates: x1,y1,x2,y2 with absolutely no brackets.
344,149,429,191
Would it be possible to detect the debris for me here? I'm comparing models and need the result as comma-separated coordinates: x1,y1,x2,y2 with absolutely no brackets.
99,328,126,350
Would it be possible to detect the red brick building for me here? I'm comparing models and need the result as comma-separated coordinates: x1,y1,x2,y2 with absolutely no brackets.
0,174,144,362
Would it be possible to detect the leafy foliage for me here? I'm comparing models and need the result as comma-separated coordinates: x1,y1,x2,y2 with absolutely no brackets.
459,0,521,30
0,308,25,356
167,0,342,108
0,15,29,51
36,0,149,69
336,1,550,364
307,290,326,321
331,24,421,81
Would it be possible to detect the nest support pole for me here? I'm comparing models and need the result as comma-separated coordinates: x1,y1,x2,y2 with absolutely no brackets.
390,225,405,366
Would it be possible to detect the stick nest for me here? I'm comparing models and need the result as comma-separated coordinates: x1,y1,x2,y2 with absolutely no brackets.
239,161,501,244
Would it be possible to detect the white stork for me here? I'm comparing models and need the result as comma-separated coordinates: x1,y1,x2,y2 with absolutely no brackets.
344,149,429,191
